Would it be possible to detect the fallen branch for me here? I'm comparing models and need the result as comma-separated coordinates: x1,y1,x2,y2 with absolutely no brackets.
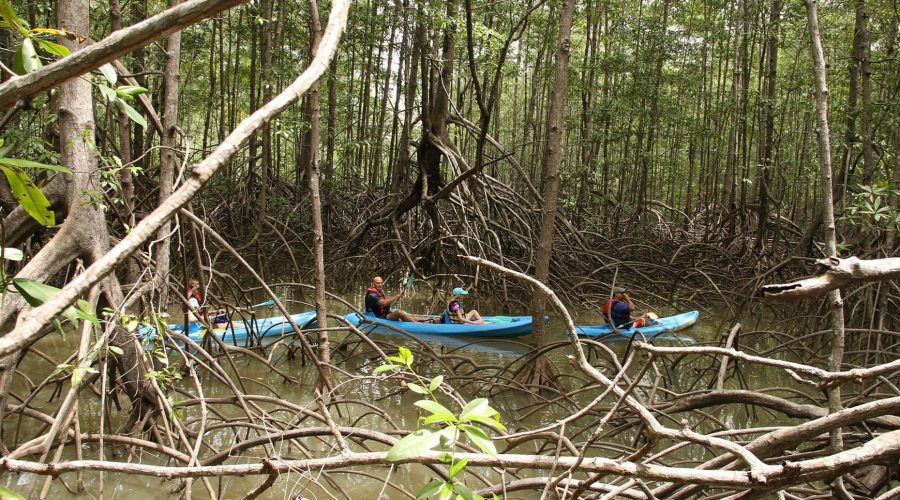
761,256,900,300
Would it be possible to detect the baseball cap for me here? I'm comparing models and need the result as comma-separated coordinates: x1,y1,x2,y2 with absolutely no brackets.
452,287,469,296
612,286,628,294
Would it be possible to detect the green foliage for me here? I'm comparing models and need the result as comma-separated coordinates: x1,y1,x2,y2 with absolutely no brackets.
0,485,26,500
376,349,505,500
841,182,900,233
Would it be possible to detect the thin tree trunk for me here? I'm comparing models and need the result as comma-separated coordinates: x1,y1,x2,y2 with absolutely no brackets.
305,0,335,392
530,0,575,349
804,2,850,497
156,0,184,304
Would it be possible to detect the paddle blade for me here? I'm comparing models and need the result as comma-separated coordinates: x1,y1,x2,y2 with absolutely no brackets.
405,275,415,289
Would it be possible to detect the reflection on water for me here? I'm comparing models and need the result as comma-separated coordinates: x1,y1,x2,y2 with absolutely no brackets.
3,290,809,498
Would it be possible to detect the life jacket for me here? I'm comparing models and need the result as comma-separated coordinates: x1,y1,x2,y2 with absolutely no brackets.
365,287,388,318
602,299,613,323
183,289,203,313
444,299,463,324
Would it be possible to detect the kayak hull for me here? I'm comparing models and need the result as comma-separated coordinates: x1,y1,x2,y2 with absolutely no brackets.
142,311,317,344
575,311,699,339
343,312,534,338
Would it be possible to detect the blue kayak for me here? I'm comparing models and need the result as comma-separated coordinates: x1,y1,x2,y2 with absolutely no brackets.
343,312,535,338
574,311,699,340
141,311,318,344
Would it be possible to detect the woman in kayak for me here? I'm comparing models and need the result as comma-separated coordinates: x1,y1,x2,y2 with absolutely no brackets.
185,279,240,328
447,288,487,324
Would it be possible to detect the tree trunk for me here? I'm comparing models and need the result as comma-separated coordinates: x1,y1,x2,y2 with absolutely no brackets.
530,0,575,349
306,0,335,393
804,1,850,496
156,0,184,305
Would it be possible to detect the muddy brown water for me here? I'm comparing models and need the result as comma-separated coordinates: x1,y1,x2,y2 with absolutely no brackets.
1,291,812,498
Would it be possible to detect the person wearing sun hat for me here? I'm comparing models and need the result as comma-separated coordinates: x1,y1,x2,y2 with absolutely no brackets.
446,287,487,324
602,286,649,328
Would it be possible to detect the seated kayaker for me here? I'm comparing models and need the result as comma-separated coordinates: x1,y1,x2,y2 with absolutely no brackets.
602,286,649,329
445,288,487,324
185,279,240,328
365,276,427,322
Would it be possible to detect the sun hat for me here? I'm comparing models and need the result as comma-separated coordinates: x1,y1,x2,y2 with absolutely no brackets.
612,286,628,294
452,287,469,296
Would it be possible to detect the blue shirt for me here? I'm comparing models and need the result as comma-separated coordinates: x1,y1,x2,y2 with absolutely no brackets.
610,300,632,327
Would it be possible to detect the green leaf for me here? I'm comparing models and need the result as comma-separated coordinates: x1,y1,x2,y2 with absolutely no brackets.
398,346,413,366
71,367,84,387
98,84,117,103
0,165,55,226
387,429,441,461
0,248,23,261
430,375,443,391
0,1,28,36
75,299,99,328
0,157,70,173
116,99,146,129
0,485,25,500
438,483,453,500
415,400,456,423
416,480,445,500
407,382,428,394
373,364,401,374
116,85,148,98
448,458,468,478
35,38,70,57
13,38,42,75
460,424,497,456
99,63,117,84
452,481,474,500
11,278,77,324
459,398,493,422
107,345,124,356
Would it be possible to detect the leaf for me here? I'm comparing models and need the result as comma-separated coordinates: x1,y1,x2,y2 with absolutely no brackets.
71,367,83,387
398,346,413,366
13,38,41,75
438,483,453,500
0,157,70,173
459,398,494,422
0,165,55,226
373,364,401,374
107,345,124,356
387,429,441,461
429,375,443,391
116,85,148,98
35,38,70,57
98,84,117,103
75,299,100,328
448,458,468,479
416,480,445,500
407,382,428,394
116,99,147,129
11,278,77,324
99,62,117,84
415,400,456,423
0,248,23,261
452,481,474,500
460,424,497,456
0,1,28,36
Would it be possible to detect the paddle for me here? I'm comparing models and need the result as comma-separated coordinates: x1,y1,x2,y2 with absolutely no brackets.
249,296,282,309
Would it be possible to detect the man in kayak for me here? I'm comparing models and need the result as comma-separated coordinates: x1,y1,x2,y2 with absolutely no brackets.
186,279,239,328
446,287,487,324
602,286,648,329
365,276,427,322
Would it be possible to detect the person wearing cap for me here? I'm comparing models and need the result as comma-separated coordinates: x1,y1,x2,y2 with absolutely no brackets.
602,286,648,329
365,276,427,322
446,287,487,324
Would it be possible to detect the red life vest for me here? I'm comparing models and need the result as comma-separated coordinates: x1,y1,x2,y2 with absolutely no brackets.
183,289,202,313
365,287,388,317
